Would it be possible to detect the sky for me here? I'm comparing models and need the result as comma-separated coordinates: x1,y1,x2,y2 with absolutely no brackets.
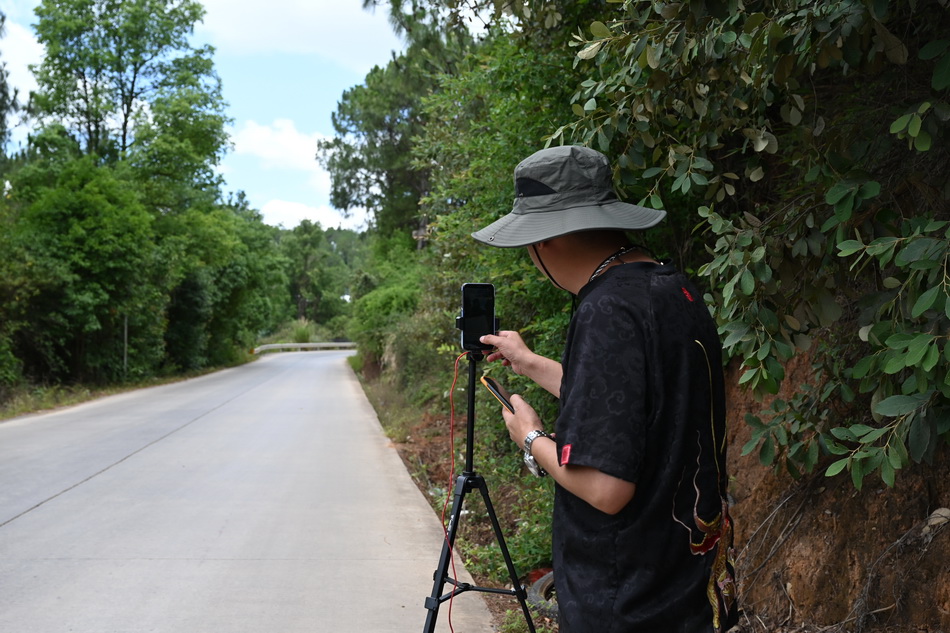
0,0,406,230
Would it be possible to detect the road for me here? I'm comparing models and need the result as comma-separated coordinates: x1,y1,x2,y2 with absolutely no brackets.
0,351,493,632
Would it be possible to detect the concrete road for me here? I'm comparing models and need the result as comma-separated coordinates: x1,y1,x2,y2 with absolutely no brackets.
0,351,494,632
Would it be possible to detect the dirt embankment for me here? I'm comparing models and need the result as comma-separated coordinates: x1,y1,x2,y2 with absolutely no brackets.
726,359,950,633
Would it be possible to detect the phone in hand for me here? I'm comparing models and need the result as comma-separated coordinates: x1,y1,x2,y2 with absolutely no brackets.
480,375,515,414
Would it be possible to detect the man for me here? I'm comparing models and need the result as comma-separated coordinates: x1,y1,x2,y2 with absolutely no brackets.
473,145,738,633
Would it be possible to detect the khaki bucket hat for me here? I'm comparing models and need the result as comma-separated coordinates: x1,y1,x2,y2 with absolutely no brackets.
472,145,666,248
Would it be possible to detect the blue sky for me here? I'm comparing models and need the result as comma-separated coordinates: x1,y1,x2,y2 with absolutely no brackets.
1,0,406,230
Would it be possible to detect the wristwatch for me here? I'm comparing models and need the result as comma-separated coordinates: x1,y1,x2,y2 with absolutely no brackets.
523,429,551,477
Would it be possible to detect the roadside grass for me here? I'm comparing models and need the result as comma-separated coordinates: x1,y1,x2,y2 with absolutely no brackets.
0,356,255,423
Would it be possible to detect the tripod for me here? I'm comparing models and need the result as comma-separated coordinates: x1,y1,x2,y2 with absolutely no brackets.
422,351,536,633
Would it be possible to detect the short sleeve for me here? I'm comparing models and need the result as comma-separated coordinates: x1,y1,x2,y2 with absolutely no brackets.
555,289,650,482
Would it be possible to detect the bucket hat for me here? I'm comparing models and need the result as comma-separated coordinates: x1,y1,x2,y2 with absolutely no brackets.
471,145,666,248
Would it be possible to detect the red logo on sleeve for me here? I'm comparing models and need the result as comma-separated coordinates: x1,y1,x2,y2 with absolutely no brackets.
681,287,694,302
560,444,572,465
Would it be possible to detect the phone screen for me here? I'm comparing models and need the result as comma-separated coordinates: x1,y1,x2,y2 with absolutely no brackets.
461,283,495,351
480,375,515,413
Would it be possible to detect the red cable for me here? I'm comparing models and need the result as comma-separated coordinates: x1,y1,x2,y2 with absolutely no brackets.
441,350,469,633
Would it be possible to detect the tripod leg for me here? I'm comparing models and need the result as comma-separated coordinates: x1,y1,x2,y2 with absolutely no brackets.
422,473,470,633
477,482,537,633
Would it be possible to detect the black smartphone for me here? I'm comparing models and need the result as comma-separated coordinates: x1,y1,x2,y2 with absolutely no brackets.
481,375,515,414
460,283,495,352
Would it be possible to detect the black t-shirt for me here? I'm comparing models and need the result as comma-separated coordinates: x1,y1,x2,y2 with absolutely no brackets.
552,262,737,633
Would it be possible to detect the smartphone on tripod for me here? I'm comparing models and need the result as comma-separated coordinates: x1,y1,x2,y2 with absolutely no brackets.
459,283,495,352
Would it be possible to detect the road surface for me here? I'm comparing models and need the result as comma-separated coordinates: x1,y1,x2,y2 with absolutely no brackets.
0,351,494,632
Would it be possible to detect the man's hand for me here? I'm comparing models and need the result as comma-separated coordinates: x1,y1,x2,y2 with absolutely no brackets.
480,331,533,374
480,331,563,397
502,394,544,449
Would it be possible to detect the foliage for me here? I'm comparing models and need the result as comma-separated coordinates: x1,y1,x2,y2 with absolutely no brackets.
558,0,950,490
30,0,212,158
347,235,424,361
315,24,473,235
280,221,360,324
8,156,163,381
0,0,316,391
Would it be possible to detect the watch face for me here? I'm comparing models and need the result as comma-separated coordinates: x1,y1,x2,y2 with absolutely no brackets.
523,430,548,477
524,455,542,477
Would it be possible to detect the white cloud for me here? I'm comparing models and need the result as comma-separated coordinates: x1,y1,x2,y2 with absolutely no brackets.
2,16,43,99
195,0,403,75
231,118,327,185
262,199,367,231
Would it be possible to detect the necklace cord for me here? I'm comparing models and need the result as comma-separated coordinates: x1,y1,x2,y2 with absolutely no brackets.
588,244,659,282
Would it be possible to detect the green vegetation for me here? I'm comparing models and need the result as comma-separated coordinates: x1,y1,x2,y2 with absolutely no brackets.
3,0,949,618
324,0,950,589
0,2,365,403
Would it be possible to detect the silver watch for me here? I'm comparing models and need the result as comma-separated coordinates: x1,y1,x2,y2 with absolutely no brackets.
523,429,551,477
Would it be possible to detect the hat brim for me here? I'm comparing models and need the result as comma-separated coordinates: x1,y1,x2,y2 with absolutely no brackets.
471,200,666,248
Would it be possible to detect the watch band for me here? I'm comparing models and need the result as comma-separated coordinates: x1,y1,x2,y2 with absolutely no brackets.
523,429,551,477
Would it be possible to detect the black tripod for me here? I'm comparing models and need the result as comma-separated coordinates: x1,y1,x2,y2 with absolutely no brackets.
422,351,536,633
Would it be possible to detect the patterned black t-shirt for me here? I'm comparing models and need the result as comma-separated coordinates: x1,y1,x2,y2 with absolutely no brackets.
552,262,737,633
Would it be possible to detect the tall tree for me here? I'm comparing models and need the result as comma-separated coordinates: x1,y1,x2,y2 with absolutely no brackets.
280,220,357,324
30,0,215,161
8,156,162,382
316,12,474,236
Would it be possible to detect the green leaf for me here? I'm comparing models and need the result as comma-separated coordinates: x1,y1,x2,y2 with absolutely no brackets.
885,333,916,349
851,458,867,491
914,131,933,151
922,343,940,372
759,436,775,465
919,39,950,60
824,437,849,455
887,444,905,469
908,413,933,462
881,458,895,487
875,394,927,417
723,324,749,347
905,335,934,367
834,193,855,222
896,238,943,265
853,356,873,379
825,458,849,477
912,286,941,317
825,182,853,204
837,240,864,256
890,113,912,133
590,21,612,39
858,181,881,199
741,436,760,456
830,426,859,442
857,427,890,444
878,395,924,421
908,114,922,137
740,269,755,295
